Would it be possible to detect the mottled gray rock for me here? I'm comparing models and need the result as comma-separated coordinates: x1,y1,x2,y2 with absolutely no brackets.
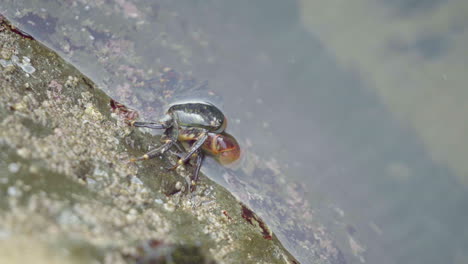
0,16,299,264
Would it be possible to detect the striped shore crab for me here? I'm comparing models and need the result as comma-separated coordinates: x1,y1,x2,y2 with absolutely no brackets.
129,101,241,191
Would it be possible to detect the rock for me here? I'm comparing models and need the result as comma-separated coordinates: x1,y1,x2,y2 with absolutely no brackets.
0,15,301,264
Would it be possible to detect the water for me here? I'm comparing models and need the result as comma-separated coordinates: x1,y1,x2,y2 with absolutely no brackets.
2,0,468,263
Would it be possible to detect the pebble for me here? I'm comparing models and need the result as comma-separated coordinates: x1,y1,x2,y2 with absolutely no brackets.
8,163,20,173
7,186,21,197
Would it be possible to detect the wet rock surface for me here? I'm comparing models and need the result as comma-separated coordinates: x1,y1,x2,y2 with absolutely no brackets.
1,0,353,261
0,16,301,264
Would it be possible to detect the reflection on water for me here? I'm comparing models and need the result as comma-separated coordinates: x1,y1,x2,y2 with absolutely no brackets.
2,0,468,263
299,0,468,263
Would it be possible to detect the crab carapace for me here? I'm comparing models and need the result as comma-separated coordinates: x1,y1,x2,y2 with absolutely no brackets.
130,102,240,190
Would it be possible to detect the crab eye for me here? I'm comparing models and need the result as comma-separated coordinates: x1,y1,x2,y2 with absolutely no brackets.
215,133,240,165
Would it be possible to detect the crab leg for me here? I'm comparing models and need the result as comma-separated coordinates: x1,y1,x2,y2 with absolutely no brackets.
185,150,205,193
129,139,175,162
130,119,180,163
167,147,204,184
131,121,167,129
168,132,208,170
182,133,208,163
130,113,174,130
192,150,204,183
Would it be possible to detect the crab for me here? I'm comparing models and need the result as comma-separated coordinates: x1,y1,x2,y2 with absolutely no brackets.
129,101,241,191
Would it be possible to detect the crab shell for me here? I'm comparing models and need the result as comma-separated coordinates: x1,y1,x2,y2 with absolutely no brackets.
168,102,227,133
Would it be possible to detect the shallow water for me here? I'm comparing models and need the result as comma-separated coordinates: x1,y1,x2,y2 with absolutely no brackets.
2,0,468,263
